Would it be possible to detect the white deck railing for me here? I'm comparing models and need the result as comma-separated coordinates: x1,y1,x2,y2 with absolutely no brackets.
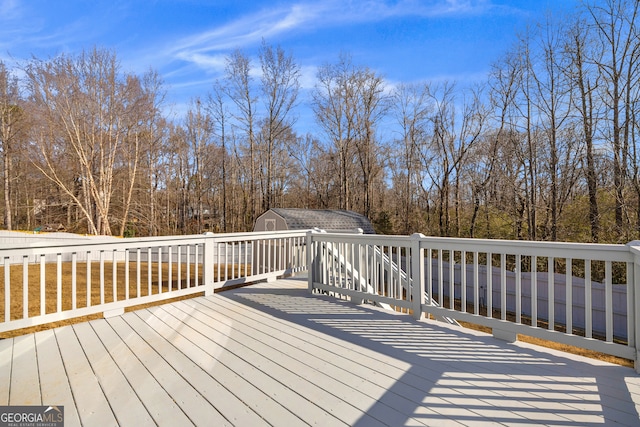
307,231,640,371
0,230,307,334
4,228,640,371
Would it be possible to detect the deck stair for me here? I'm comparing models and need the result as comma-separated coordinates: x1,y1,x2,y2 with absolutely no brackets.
314,228,458,325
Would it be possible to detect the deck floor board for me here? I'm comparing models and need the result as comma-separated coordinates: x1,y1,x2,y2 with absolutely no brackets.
3,277,640,426
34,329,81,427
53,324,118,426
9,334,40,406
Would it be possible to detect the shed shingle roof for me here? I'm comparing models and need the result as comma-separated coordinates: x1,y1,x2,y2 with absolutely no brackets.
269,208,376,234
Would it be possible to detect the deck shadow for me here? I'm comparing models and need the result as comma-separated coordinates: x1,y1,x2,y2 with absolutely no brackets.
222,280,640,426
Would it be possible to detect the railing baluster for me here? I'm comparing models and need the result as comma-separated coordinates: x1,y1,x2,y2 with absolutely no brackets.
426,248,433,306
566,258,573,334
100,251,105,305
216,242,221,283
473,251,479,315
585,260,592,338
378,244,383,296
438,249,443,307
531,255,537,328
246,240,250,277
605,261,613,342
168,246,173,292
147,247,152,296
186,246,191,288
72,253,77,310
124,249,130,300
461,251,467,313
336,241,341,290
548,257,554,331
5,257,11,322
227,240,232,280
57,253,62,312
449,250,455,309
112,249,117,302
232,242,236,280
627,261,634,349
136,248,141,297
388,246,393,298
516,254,522,323
22,256,28,319
40,255,45,316
87,251,92,307
158,247,162,294
487,252,492,318
177,246,182,290
263,239,268,274
397,245,402,300
501,253,507,321
350,242,356,292
194,244,199,287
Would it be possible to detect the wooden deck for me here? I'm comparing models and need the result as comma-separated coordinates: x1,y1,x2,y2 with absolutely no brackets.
2,278,640,426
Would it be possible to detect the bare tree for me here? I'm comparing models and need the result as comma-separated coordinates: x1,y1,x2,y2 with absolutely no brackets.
391,83,431,234
564,16,602,241
352,66,388,218
185,97,213,233
313,54,359,211
425,82,486,236
225,50,258,228
258,41,300,212
209,80,230,232
0,61,22,230
586,0,640,238
25,48,162,235
530,15,575,241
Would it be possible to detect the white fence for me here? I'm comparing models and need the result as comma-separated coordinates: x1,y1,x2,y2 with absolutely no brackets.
307,232,640,370
0,230,307,334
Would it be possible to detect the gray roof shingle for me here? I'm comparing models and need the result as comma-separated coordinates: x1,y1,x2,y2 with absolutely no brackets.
269,208,376,234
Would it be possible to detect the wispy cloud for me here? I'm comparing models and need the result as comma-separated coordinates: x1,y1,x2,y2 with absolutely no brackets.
0,0,21,19
164,0,495,74
170,3,321,54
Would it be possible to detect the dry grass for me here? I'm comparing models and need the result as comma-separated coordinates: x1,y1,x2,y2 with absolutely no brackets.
0,261,250,339
457,321,634,368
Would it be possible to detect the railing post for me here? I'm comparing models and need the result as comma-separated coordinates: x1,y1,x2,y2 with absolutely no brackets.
203,232,215,296
411,233,425,320
306,230,315,293
626,241,640,373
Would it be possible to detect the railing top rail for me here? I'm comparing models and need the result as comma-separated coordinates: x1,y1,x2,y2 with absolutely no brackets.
418,235,632,261
308,231,633,262
212,229,309,242
0,229,310,258
308,231,413,246
0,235,205,257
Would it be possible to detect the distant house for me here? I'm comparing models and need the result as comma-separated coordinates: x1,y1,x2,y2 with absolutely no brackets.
254,208,375,234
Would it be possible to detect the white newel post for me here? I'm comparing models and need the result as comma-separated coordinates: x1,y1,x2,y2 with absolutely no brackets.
411,233,425,320
627,241,640,373
203,232,215,296
306,230,315,293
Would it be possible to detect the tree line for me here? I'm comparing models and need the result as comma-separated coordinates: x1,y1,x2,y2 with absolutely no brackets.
1,0,639,243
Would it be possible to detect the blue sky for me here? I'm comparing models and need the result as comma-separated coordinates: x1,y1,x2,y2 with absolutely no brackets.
1,0,580,126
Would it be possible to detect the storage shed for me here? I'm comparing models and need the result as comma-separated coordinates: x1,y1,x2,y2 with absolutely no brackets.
254,208,376,234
